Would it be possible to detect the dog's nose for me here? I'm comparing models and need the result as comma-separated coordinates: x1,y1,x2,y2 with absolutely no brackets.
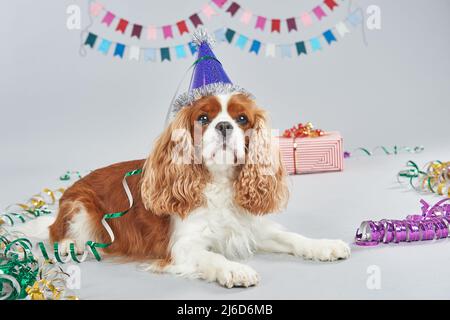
215,121,233,137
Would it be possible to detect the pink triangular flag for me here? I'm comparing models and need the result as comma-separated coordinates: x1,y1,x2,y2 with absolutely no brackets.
162,25,173,39
147,25,157,40
202,4,216,19
312,6,327,20
300,12,312,26
240,10,252,25
101,11,115,27
90,2,103,16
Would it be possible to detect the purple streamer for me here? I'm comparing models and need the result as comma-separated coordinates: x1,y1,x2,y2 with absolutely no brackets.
355,198,450,246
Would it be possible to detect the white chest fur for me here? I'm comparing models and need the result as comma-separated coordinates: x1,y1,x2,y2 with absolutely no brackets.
170,169,257,261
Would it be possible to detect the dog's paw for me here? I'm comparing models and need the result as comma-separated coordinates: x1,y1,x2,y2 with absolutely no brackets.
216,262,260,288
58,239,85,256
301,239,351,262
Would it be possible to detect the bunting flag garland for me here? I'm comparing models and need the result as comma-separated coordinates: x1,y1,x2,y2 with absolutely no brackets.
83,10,362,62
90,1,212,41
83,31,201,62
212,0,345,33
213,10,363,59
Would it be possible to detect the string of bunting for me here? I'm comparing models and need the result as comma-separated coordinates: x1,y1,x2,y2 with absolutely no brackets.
398,160,450,197
90,1,215,40
83,9,362,62
212,0,344,33
84,31,199,61
215,8,362,58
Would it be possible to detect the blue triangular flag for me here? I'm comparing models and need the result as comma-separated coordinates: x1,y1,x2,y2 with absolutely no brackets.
214,28,226,43
188,42,198,55
310,38,322,52
175,45,187,59
144,48,156,62
249,40,261,55
280,44,292,58
113,43,125,58
98,39,112,54
347,10,363,27
323,30,337,44
235,35,248,50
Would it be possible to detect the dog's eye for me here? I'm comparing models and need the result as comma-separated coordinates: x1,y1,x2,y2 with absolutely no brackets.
236,114,248,125
197,114,209,125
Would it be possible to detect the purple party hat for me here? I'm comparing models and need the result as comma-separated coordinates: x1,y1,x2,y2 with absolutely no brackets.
169,28,253,118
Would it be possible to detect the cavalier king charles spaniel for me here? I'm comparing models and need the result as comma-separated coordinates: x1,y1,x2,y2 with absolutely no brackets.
48,93,350,288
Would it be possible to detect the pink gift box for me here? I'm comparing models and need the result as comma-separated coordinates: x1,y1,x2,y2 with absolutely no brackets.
278,131,344,175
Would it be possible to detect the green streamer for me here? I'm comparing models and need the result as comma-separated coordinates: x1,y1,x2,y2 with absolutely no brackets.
38,169,142,264
0,233,39,300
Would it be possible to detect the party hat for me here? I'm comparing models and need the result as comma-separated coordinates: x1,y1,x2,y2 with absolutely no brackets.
169,28,253,119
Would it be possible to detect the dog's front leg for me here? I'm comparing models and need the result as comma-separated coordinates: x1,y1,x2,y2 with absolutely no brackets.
168,242,260,288
255,220,351,261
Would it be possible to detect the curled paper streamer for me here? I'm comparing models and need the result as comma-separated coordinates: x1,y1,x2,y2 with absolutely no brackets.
59,171,83,181
398,160,450,196
0,231,38,300
38,169,142,264
1,170,86,226
344,145,424,158
26,260,78,300
355,198,450,246
0,227,77,300
0,188,65,226
0,167,140,299
282,122,324,138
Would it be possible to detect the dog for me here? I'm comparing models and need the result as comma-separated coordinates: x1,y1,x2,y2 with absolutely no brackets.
48,93,350,288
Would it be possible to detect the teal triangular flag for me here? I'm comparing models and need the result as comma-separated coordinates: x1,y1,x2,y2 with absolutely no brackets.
161,47,171,61
225,29,236,43
85,32,97,48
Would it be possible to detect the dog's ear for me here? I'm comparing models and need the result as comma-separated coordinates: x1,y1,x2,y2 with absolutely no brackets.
141,108,209,218
234,109,289,215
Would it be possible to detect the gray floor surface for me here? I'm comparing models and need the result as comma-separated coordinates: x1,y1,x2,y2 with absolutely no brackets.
2,147,449,299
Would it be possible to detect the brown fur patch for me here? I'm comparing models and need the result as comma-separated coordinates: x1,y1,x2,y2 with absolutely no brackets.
232,109,290,215
141,106,210,219
49,160,172,261
189,95,222,135
227,94,257,131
